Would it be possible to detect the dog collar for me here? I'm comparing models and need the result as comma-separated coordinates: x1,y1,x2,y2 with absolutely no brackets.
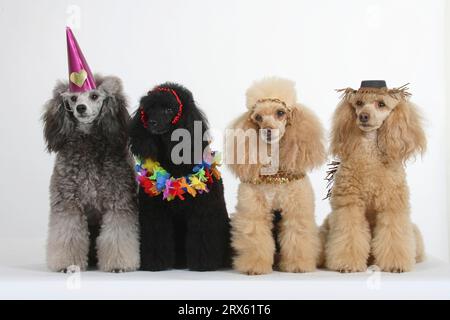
135,150,222,201
242,171,305,185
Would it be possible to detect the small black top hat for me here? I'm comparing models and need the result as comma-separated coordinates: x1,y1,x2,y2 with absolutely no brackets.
360,80,387,89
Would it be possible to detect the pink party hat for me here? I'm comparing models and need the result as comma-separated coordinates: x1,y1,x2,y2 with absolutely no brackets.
66,27,96,92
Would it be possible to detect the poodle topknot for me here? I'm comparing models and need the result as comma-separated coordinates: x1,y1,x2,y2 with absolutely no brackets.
246,77,297,110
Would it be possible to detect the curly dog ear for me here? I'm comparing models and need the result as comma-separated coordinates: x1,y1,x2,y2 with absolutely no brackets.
225,111,262,181
377,100,426,162
95,76,129,148
42,81,75,153
129,108,159,159
280,105,326,172
330,100,361,160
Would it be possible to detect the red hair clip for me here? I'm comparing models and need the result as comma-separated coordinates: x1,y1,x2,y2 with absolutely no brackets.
140,87,184,128
155,87,184,125
140,107,148,128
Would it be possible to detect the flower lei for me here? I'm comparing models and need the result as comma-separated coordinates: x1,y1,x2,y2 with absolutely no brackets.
135,151,222,201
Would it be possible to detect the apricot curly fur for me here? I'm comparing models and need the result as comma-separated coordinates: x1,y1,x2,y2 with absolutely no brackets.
227,77,326,275
321,88,426,273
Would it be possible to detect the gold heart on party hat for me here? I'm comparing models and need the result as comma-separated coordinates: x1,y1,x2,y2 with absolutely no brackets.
69,69,88,87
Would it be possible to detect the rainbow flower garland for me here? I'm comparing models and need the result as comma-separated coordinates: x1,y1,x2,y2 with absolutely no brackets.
135,151,222,201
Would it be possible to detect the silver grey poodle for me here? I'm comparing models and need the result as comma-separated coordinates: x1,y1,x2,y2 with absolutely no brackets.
42,75,140,272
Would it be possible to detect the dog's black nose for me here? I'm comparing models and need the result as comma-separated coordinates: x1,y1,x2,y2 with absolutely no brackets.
148,119,157,127
359,112,370,123
76,104,87,114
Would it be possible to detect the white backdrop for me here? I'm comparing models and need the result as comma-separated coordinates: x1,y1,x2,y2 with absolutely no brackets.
0,0,448,261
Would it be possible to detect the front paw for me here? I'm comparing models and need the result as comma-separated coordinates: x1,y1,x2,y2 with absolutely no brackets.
97,243,140,272
325,237,370,273
99,262,139,273
379,266,412,273
372,239,415,273
110,268,126,273
140,258,173,271
188,261,223,272
279,259,316,273
98,253,140,272
233,255,273,275
48,256,88,273
375,256,414,273
57,264,86,273
325,256,367,273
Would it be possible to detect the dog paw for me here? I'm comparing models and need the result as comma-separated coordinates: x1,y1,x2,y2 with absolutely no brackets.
279,261,316,273
98,257,140,273
48,254,88,273
189,264,222,272
373,251,415,273
325,249,368,273
385,267,408,273
337,267,365,273
326,260,367,273
375,261,414,273
110,268,125,273
140,261,172,271
56,264,84,273
245,266,272,276
100,265,138,273
234,257,273,275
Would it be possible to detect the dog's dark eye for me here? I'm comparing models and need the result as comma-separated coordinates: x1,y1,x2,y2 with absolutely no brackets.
70,96,77,102
276,109,286,117
254,114,263,122
355,100,363,107
378,101,386,108
90,94,99,101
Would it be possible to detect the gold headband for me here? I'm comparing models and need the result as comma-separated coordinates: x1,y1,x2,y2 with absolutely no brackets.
251,98,290,110
249,97,293,126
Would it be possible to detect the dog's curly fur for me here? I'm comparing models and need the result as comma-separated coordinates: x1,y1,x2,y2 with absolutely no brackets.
319,86,426,273
42,75,140,272
227,77,326,275
129,82,230,271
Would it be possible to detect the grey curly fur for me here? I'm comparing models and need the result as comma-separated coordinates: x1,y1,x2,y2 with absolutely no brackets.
42,75,140,272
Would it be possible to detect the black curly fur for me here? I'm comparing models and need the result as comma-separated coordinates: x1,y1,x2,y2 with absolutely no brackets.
129,82,231,271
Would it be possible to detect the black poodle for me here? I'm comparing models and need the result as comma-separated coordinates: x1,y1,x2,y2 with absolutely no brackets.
129,82,230,271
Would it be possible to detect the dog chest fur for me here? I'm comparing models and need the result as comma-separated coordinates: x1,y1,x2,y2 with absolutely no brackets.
52,145,103,209
253,177,312,212
333,133,407,207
